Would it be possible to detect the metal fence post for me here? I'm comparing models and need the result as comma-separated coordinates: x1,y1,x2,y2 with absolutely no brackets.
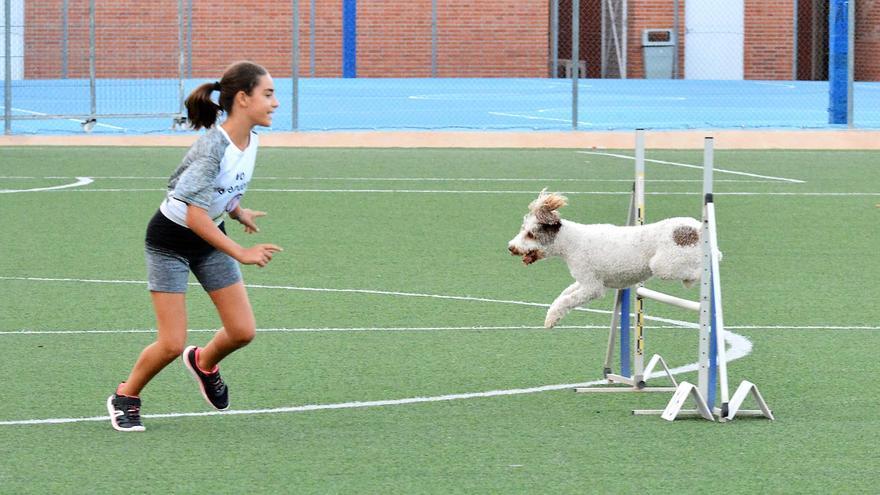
600,0,606,77
571,0,579,129
792,0,798,80
847,0,854,128
309,0,315,77
550,0,558,78
4,0,11,134
292,0,299,130
88,0,96,123
431,0,437,77
186,0,193,79
178,0,185,118
62,0,68,79
621,0,628,79
673,0,680,79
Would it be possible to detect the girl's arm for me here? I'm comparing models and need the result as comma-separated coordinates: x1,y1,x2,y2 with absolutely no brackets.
187,204,281,267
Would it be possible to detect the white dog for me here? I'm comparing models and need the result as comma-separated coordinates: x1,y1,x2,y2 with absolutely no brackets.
508,190,704,328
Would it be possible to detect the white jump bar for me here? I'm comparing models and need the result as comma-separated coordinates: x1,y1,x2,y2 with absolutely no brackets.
635,287,700,312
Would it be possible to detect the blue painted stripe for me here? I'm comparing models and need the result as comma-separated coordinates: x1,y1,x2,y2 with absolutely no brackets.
342,0,357,78
828,0,849,124
708,274,718,411
620,288,631,377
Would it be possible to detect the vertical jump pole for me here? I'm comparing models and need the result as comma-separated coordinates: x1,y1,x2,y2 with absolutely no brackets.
705,183,730,415
698,138,714,403
633,129,646,387
699,136,730,415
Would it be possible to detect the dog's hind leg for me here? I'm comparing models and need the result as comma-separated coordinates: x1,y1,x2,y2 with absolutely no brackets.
545,282,604,329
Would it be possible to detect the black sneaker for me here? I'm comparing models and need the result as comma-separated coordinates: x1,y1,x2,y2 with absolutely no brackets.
182,345,229,410
107,392,145,432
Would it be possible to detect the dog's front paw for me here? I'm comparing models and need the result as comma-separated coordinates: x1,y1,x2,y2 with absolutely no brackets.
544,314,559,329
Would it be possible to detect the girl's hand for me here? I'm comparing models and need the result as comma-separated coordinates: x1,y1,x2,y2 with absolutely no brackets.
232,208,266,234
236,244,283,267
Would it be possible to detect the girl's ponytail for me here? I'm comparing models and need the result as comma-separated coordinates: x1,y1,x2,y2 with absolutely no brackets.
184,82,221,130
184,62,267,130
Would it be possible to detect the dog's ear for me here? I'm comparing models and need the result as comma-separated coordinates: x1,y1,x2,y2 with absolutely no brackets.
541,193,567,212
529,189,567,212
529,189,567,224
527,188,549,213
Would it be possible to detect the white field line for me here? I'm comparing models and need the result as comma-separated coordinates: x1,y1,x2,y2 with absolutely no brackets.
2,324,876,336
724,325,880,330
487,111,594,125
4,277,867,427
3,277,876,332
0,275,622,319
407,89,579,100
0,275,724,329
578,150,806,183
752,82,797,89
0,325,675,335
31,188,880,196
0,176,775,183
0,177,93,194
3,106,127,131
0,331,752,427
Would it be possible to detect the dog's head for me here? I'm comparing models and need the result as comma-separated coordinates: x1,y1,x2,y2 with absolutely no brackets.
507,189,567,265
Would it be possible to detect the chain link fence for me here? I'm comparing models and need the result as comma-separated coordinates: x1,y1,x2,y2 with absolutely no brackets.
2,0,186,133
2,0,877,134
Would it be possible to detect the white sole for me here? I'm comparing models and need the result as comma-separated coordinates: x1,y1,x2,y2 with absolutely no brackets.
106,395,145,432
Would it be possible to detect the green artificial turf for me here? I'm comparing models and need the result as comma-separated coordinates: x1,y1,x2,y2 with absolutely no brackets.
0,146,878,493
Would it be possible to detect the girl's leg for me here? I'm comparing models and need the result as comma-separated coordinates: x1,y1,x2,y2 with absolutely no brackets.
118,291,188,397
197,281,256,371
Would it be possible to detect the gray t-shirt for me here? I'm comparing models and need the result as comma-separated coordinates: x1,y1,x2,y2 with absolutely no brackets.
159,126,259,226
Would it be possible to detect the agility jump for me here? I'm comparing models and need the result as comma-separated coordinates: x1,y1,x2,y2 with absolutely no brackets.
574,130,773,422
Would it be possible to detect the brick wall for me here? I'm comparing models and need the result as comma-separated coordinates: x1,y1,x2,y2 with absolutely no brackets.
23,0,64,78
856,0,880,81
24,0,544,79
26,0,182,79
357,1,432,77
435,1,548,77
21,0,878,81
744,0,795,80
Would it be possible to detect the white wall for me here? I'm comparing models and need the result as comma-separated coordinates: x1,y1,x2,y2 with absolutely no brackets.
685,0,744,80
0,0,25,80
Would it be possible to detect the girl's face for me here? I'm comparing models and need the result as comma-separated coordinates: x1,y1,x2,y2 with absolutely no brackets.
240,74,279,127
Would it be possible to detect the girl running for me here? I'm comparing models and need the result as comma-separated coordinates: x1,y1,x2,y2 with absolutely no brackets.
108,61,282,431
